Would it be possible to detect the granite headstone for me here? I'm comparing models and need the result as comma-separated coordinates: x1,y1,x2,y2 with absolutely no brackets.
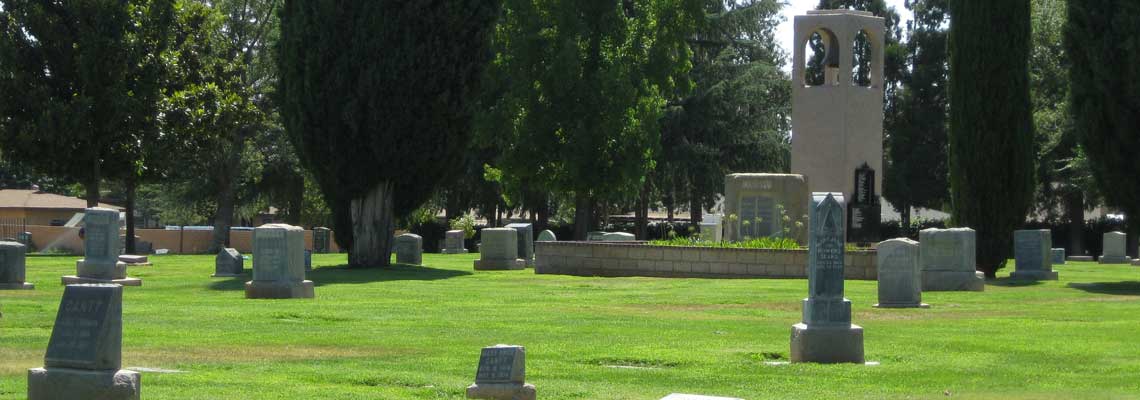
443,230,469,254
1100,231,1129,264
790,192,864,363
466,345,536,400
28,284,140,400
245,224,314,299
63,208,140,287
213,248,244,277
1051,248,1065,265
1012,229,1058,280
395,233,423,266
536,230,556,242
919,228,984,291
874,238,927,308
474,228,525,270
601,232,636,241
505,223,535,267
0,241,33,289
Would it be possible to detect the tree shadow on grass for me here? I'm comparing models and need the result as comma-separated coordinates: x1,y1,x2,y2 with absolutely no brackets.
1066,281,1140,296
206,264,471,291
308,264,472,286
986,278,1044,287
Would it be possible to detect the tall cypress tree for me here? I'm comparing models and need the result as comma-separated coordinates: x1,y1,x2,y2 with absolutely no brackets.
277,1,500,266
947,0,1036,277
1065,0,1140,257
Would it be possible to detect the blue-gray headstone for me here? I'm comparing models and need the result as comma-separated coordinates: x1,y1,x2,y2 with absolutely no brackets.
505,223,534,262
0,241,27,284
803,192,850,326
1051,248,1065,265
80,208,121,279
44,284,122,370
474,345,526,384
1014,230,1050,272
215,248,243,275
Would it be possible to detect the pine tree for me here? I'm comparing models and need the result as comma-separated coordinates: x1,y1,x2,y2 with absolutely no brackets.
947,0,1036,277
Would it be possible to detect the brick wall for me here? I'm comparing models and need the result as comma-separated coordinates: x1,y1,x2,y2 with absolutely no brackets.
535,241,876,280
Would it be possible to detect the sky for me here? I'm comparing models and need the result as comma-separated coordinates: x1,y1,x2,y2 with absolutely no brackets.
776,0,913,71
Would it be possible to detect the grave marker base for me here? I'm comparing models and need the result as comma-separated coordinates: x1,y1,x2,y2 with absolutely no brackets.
474,259,525,271
466,382,536,400
27,367,140,400
442,248,469,254
60,276,142,287
921,271,984,292
244,280,314,299
790,323,864,364
0,282,34,290
1099,256,1131,264
210,271,247,278
1067,256,1094,262
1009,270,1059,281
872,302,929,309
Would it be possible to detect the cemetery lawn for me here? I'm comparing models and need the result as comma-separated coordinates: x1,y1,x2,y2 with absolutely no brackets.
3,255,1140,399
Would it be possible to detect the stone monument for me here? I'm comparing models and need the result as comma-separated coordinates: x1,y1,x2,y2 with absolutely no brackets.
313,227,331,253
874,238,927,308
723,173,810,244
394,233,423,266
63,208,141,286
0,241,33,290
245,224,314,299
1052,248,1065,265
474,228,525,270
847,164,881,243
1012,229,1059,280
212,248,244,277
443,230,469,254
536,230,556,242
27,284,140,400
601,232,636,241
586,231,607,241
505,223,535,267
791,10,885,211
466,345,536,400
1100,231,1129,264
920,228,984,291
790,192,864,363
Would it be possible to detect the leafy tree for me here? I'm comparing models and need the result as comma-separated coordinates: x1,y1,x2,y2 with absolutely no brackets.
948,0,1036,277
160,0,279,252
1065,0,1140,257
277,1,500,266
489,0,703,240
883,0,950,228
656,0,790,234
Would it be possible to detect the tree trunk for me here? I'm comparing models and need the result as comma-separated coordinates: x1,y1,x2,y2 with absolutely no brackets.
84,180,100,208
635,180,650,240
1128,217,1139,259
899,203,912,238
574,192,592,240
210,181,236,254
1065,191,1085,256
349,181,395,267
285,179,303,225
689,195,702,227
124,175,136,254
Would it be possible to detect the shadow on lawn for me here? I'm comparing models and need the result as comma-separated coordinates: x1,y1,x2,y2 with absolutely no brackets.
206,264,471,291
1066,281,1140,296
987,277,1044,287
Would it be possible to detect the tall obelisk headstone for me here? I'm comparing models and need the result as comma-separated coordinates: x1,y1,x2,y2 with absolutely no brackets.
27,284,140,400
63,208,141,286
790,193,864,363
0,241,33,289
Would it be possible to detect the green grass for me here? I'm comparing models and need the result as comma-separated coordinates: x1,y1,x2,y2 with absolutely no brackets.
3,254,1140,399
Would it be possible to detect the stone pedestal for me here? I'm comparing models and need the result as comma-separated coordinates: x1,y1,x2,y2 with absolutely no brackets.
790,323,865,363
505,223,535,267
466,383,536,400
245,224,313,299
61,275,142,287
1068,256,1094,262
244,280,315,299
474,228,526,271
1011,229,1059,281
920,228,984,291
27,367,140,400
601,232,635,241
443,230,469,254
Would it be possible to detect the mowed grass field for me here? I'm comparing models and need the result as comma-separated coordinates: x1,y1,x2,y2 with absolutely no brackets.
3,253,1140,399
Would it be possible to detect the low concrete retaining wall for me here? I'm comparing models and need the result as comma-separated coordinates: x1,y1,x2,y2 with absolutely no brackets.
535,241,877,280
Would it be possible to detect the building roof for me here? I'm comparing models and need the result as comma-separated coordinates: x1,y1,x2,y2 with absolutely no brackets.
0,189,122,210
